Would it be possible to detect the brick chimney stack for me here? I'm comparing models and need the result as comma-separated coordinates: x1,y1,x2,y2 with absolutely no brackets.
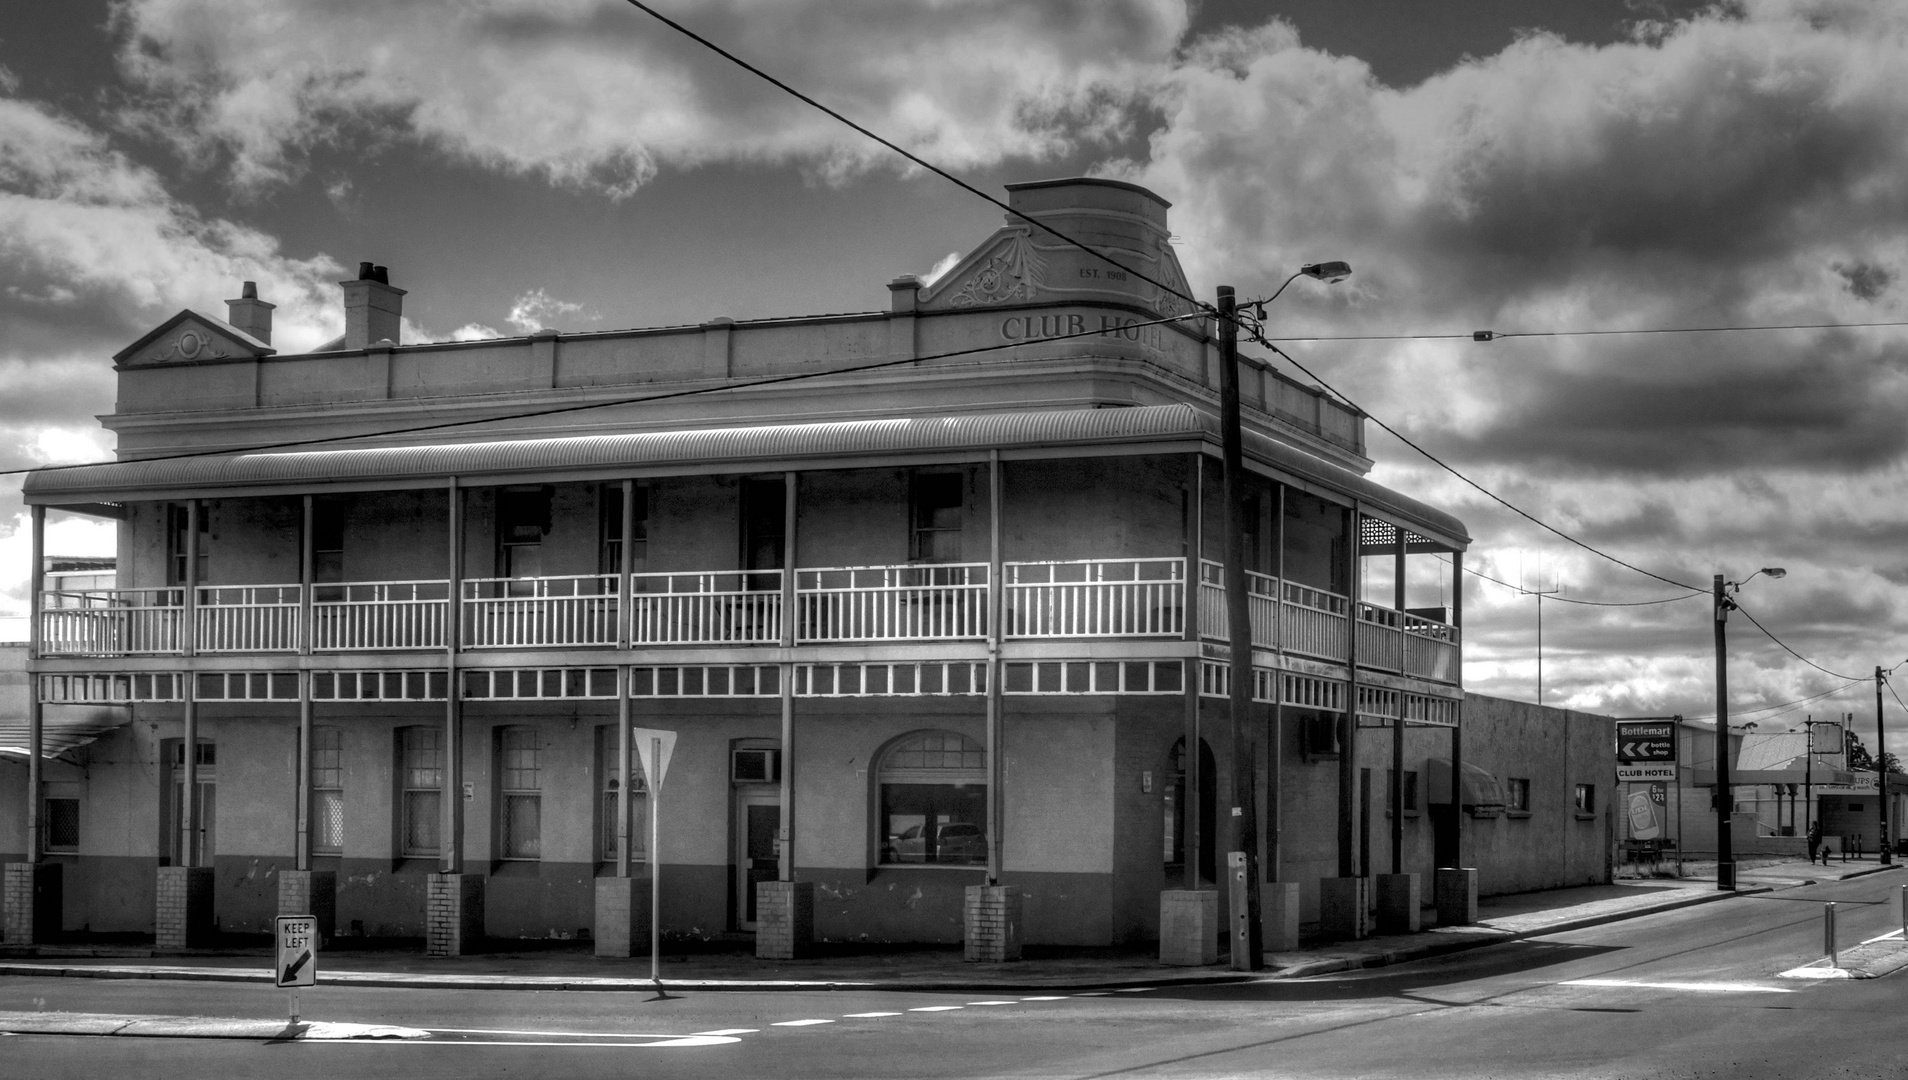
341,262,405,350
225,281,275,345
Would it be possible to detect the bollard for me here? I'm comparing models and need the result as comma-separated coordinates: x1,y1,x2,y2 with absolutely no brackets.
1825,902,1838,967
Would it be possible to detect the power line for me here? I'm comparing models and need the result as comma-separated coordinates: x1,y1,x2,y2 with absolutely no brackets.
1,312,1201,480
1684,677,1866,723
1267,320,1908,343
1435,555,1702,607
1255,332,1703,592
1732,602,1860,681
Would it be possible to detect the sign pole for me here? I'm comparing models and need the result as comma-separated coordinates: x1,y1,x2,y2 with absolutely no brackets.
651,734,662,990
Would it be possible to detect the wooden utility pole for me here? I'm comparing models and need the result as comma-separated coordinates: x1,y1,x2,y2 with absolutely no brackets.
1217,286,1263,970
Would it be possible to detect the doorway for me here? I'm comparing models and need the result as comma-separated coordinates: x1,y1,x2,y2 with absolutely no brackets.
734,792,780,931
164,740,216,866
1166,737,1217,886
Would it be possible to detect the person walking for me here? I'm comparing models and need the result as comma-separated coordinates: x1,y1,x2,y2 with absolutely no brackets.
1808,819,1823,865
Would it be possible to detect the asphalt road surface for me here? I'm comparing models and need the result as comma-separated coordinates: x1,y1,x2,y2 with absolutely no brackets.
4,873,1906,1079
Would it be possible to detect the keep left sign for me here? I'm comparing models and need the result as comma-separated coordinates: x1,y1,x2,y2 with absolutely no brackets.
275,915,318,988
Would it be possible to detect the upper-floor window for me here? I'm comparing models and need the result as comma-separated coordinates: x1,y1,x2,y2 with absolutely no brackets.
312,497,346,584
399,726,442,858
741,478,786,589
1507,777,1532,813
910,473,964,563
497,487,552,579
599,484,649,574
1574,783,1596,814
167,503,209,586
499,726,542,861
312,726,344,855
877,731,986,866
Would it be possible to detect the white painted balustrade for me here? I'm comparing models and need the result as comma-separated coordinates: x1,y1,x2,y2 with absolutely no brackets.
197,585,301,653
463,575,619,648
310,580,448,651
39,588,184,656
798,564,987,642
1006,558,1184,639
631,571,781,644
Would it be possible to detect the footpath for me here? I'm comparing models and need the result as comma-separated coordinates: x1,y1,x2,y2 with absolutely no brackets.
0,856,1897,999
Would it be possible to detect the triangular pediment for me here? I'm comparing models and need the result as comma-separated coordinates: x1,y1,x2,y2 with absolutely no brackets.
114,310,274,366
915,224,1199,322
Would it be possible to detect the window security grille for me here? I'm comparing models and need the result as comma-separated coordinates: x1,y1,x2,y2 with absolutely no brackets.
312,726,344,855
45,798,79,851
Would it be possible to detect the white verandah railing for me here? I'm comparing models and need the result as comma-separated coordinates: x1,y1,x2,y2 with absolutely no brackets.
798,564,988,643
311,580,448,651
632,570,782,645
463,575,619,649
1007,558,1185,639
39,588,184,656
197,585,301,653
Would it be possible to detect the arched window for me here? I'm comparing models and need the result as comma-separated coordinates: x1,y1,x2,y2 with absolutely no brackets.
877,731,986,866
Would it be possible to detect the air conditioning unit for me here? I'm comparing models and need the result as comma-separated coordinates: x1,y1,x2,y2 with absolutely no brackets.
732,748,781,784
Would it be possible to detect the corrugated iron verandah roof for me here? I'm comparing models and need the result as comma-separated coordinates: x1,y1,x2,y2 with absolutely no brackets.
24,403,1469,548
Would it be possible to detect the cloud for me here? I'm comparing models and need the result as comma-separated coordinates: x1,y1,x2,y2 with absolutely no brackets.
111,0,1186,197
506,288,590,334
922,250,963,285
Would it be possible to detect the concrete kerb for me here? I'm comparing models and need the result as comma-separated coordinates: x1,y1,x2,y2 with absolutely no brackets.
1262,884,1775,981
0,1011,428,1040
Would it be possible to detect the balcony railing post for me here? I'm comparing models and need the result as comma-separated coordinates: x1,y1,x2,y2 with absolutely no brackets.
619,480,635,651
300,495,314,657
183,499,199,658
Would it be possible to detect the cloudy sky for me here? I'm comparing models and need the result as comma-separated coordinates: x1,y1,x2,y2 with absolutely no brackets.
4,0,1906,751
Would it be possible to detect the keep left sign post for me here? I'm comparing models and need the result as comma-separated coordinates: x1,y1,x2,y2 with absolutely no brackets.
275,914,317,1022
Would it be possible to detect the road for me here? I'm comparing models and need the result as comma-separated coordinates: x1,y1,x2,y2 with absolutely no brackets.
4,873,1906,1079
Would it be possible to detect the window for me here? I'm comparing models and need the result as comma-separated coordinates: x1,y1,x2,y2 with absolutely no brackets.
598,726,648,862
1507,778,1531,814
877,731,986,866
399,726,442,858
499,726,542,860
1574,783,1596,814
167,503,209,586
312,497,345,583
909,473,964,563
600,484,649,574
44,798,79,852
1388,769,1419,817
311,726,344,855
497,487,552,579
741,478,786,589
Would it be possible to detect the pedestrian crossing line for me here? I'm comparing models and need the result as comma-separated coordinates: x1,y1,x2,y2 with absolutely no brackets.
1562,978,1793,994
909,1005,963,1012
772,1018,837,1026
842,1012,903,1018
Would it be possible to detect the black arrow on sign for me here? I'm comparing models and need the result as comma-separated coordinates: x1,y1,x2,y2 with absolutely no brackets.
282,950,311,984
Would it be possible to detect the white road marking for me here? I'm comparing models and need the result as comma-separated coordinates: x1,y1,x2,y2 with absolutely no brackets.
772,1019,836,1027
966,1001,1018,1005
1113,987,1156,993
693,1028,759,1036
338,1036,740,1048
1020,996,1068,1001
1562,978,1793,994
1074,991,1111,996
424,1026,709,1037
842,1012,902,1018
909,1006,963,1012
1779,965,1853,980
1860,929,1906,945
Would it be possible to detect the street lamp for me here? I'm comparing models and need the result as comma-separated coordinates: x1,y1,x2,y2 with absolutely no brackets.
1713,566,1786,891
1218,262,1349,971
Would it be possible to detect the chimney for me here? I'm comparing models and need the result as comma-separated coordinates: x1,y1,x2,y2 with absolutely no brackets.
225,281,276,345
340,262,406,350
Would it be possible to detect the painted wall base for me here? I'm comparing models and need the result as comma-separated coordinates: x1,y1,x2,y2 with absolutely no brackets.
1319,876,1370,941
426,873,485,957
1375,873,1420,935
594,877,652,958
276,870,336,947
1436,867,1478,926
964,884,1023,963
756,880,815,960
1261,881,1301,952
1159,889,1218,965
155,866,214,951
3,862,62,945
